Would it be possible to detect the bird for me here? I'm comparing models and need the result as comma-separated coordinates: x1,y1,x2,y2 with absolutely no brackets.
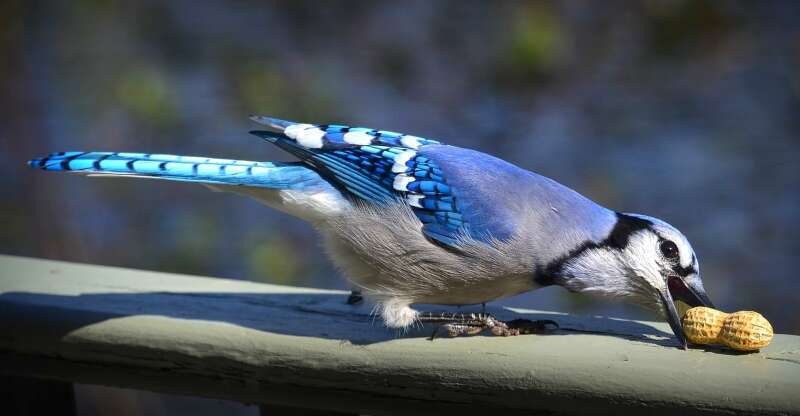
29,115,714,348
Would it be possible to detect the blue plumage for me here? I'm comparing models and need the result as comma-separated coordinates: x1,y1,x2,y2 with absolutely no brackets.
28,151,327,190
399,152,466,245
249,115,441,149
247,116,610,247
28,119,469,245
249,120,467,246
27,117,606,248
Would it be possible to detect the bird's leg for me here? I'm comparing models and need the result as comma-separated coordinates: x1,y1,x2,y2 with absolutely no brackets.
418,312,558,339
346,290,363,305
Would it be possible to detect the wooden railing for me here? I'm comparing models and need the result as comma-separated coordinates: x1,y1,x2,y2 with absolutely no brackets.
0,254,798,415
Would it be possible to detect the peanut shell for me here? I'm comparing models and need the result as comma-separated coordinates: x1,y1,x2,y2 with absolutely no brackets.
719,311,773,351
681,306,727,345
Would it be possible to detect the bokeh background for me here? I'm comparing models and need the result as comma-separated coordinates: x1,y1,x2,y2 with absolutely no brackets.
2,1,799,413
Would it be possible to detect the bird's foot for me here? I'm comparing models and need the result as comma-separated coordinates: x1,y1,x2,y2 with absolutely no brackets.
419,312,558,339
346,290,363,305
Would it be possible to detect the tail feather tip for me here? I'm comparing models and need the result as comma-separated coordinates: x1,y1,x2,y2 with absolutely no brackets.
249,115,295,131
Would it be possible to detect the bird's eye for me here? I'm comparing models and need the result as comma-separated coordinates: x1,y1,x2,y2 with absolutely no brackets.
660,241,679,260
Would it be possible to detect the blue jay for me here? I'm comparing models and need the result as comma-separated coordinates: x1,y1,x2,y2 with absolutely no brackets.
29,116,714,348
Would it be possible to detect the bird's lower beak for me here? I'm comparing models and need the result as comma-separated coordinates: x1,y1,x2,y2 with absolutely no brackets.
660,275,715,349
659,288,687,349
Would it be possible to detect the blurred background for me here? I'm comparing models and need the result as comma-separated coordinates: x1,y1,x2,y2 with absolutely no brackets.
1,0,799,413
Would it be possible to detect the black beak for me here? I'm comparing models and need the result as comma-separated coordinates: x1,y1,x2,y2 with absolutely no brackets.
661,276,715,349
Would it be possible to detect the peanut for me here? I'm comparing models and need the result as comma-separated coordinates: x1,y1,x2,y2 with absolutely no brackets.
682,307,727,344
719,311,773,351
681,307,773,351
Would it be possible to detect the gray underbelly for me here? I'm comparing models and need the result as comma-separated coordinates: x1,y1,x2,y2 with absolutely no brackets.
411,275,539,305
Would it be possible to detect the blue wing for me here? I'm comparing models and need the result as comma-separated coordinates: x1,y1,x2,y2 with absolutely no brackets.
250,116,469,246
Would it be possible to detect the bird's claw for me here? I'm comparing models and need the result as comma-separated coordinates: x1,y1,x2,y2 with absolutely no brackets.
422,312,559,339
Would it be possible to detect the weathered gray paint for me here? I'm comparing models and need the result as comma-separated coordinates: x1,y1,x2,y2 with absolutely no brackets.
0,255,797,415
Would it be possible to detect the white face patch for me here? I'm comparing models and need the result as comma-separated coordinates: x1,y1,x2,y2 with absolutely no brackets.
400,135,423,149
625,213,696,271
391,150,416,173
678,239,695,270
343,131,374,145
284,124,325,149
393,174,415,191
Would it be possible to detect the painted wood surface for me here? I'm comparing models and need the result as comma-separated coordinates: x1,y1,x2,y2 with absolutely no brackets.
0,255,797,415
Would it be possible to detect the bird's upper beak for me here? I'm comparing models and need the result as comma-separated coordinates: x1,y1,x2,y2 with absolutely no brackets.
659,274,715,349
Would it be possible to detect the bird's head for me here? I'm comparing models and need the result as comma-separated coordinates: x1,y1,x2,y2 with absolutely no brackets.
557,213,714,348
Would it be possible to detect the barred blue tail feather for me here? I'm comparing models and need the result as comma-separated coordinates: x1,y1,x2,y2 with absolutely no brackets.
28,150,349,220
28,151,325,189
